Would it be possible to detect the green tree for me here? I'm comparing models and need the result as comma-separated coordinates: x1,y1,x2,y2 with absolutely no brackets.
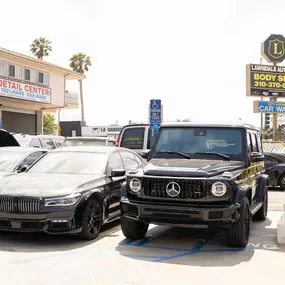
30,37,52,60
43,113,57,135
69,53,92,123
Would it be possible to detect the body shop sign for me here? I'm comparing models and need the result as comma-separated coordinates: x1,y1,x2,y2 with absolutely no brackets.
0,79,51,103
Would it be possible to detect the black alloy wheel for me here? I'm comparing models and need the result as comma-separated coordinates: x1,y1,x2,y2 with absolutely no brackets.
226,197,250,248
79,198,103,240
278,174,285,190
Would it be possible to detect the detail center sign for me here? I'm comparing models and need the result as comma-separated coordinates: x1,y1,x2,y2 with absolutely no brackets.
0,79,51,104
246,64,285,97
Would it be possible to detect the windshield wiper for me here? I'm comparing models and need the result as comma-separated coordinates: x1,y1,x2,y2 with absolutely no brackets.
156,151,191,159
195,152,230,161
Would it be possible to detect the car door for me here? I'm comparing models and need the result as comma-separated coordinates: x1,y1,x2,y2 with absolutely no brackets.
107,151,126,215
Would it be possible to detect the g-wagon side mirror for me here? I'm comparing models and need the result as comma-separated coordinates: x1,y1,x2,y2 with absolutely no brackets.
140,150,150,159
107,168,126,177
250,152,264,162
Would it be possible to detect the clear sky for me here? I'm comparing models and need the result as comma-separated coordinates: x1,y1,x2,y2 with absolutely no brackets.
1,0,285,127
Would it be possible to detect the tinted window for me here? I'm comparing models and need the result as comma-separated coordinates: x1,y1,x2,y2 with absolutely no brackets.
120,151,139,170
30,137,42,148
153,127,243,161
120,127,145,149
247,132,252,153
250,132,258,152
18,151,45,169
147,128,155,149
41,138,55,149
108,152,124,169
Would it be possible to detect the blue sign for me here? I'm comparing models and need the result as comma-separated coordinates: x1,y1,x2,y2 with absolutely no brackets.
149,99,162,124
150,123,160,129
256,101,285,113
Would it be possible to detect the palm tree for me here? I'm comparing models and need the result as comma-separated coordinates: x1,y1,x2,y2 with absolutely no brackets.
69,53,91,122
30,37,52,60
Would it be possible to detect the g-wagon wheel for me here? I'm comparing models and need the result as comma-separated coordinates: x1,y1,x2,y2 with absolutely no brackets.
253,185,268,221
226,197,250,248
278,175,285,190
79,198,103,240
121,216,149,240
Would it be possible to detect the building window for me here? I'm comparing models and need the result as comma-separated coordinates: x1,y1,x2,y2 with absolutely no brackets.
8,64,21,80
0,62,6,76
24,69,30,81
38,71,49,85
9,65,15,77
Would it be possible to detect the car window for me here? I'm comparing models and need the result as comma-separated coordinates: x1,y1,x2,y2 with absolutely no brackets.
108,140,116,146
247,132,252,154
108,152,125,169
120,127,145,149
153,127,243,161
264,155,279,164
120,151,139,170
147,128,155,149
18,151,46,170
256,132,262,153
250,132,258,152
41,138,56,149
30,137,42,148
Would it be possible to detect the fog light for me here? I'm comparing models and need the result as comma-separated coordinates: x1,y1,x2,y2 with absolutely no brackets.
51,219,68,223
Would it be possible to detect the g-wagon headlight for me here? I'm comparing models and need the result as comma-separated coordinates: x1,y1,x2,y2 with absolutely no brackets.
129,178,142,193
211,182,227,197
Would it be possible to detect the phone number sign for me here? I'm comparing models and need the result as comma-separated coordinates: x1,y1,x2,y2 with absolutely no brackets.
246,63,285,97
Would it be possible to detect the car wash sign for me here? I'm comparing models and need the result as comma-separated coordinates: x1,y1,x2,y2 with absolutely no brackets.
0,79,51,104
253,101,285,113
246,63,285,97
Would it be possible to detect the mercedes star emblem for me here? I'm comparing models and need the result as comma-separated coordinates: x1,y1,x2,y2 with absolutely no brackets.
166,182,181,197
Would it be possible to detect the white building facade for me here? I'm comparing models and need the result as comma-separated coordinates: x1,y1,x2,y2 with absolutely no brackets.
0,47,84,134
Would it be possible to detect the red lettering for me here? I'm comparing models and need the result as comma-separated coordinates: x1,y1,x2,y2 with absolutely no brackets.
45,89,49,96
3,81,7,88
0,80,2,87
24,85,29,92
11,82,16,89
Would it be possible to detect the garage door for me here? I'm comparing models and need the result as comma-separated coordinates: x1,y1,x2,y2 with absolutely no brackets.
2,111,36,134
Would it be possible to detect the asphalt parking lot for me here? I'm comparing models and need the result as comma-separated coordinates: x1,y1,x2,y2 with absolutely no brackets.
1,190,285,285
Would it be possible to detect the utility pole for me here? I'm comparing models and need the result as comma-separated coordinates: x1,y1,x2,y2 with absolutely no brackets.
260,57,263,130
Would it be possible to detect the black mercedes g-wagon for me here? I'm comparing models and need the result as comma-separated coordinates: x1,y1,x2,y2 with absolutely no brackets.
120,123,268,248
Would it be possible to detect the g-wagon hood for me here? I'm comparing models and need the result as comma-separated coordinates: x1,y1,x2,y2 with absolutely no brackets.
143,158,245,177
0,130,20,147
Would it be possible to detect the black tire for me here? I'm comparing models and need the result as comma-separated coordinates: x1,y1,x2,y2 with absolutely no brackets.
253,185,268,221
121,216,149,240
78,198,103,240
278,174,285,190
226,197,250,248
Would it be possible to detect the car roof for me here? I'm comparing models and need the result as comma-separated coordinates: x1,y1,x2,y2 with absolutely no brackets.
51,146,133,154
160,122,260,131
264,152,285,161
0,146,47,152
65,136,116,141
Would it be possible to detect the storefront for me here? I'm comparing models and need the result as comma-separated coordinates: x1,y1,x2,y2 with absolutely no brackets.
0,47,84,134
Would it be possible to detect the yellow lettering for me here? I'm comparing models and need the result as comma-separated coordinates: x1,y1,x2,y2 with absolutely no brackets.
273,42,282,55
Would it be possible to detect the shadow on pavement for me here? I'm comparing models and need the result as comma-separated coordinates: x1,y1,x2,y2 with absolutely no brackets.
0,220,121,253
116,217,285,267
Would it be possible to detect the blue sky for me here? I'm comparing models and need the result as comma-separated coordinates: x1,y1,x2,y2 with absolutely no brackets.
1,0,285,126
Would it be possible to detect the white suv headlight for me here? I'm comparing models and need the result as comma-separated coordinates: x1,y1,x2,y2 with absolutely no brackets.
129,178,141,193
45,193,81,206
211,182,227,197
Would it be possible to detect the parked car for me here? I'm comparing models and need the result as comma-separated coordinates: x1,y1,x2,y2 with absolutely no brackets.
62,136,116,147
13,134,65,149
0,147,47,178
264,152,285,189
0,129,20,147
116,124,154,153
120,123,268,248
0,146,145,240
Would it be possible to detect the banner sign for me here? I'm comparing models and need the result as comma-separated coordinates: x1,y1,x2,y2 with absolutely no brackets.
246,64,285,97
253,101,285,113
0,79,51,104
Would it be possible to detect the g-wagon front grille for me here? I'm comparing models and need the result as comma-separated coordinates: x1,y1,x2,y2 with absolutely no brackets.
143,178,207,199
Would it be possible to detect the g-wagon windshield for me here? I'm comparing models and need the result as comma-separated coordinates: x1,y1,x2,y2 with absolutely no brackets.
152,127,244,161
